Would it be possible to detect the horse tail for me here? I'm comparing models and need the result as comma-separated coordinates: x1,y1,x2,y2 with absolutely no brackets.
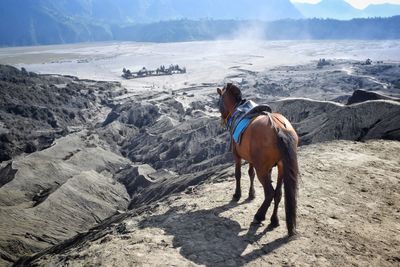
276,128,299,236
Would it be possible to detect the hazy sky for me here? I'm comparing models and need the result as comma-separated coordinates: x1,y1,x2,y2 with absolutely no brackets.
290,0,400,9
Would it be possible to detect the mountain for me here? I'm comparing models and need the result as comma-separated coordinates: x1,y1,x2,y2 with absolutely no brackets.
0,0,302,46
294,0,359,20
0,0,113,46
112,16,400,42
148,0,303,21
294,0,400,20
1,0,400,46
1,0,302,24
363,3,400,18
264,16,400,40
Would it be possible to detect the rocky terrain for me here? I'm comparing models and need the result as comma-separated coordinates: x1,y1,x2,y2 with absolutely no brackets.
0,65,127,161
236,60,400,103
24,139,400,267
0,65,232,266
1,58,400,266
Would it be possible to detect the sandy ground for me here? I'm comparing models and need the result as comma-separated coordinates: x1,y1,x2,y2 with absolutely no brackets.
1,40,400,95
33,139,400,266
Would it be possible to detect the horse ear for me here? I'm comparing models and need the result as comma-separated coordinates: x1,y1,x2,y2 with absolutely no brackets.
217,88,222,95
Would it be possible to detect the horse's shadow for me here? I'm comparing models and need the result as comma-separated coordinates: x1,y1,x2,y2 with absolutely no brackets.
138,201,291,266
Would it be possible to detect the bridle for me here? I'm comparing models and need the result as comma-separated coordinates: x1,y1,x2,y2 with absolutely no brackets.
218,93,225,115
218,92,232,125
218,91,238,126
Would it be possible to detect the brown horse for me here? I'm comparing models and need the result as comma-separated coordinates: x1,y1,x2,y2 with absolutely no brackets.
217,83,299,236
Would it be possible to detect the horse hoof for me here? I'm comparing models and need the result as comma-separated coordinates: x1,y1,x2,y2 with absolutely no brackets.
247,194,255,201
269,217,279,227
288,230,298,239
254,214,265,223
232,193,241,201
267,221,280,230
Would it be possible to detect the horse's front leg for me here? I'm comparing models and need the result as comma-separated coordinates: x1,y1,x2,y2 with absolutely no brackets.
233,156,242,201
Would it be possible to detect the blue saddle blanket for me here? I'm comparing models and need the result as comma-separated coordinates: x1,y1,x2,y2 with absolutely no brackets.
232,117,252,143
227,100,272,144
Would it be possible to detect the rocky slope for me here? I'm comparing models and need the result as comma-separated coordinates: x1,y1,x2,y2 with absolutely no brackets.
0,65,126,161
347,89,400,105
1,62,400,266
21,140,400,266
270,98,400,144
0,66,232,265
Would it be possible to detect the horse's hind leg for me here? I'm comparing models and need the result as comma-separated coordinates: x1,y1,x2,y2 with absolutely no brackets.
233,155,242,201
248,164,255,200
254,169,274,223
269,162,283,228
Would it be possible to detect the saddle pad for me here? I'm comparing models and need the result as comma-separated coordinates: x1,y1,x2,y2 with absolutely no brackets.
227,100,272,144
232,117,252,144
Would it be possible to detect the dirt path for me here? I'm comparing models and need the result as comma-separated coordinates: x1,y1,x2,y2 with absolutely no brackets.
35,140,400,266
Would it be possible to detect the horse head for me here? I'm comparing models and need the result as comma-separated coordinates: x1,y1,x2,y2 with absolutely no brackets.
217,83,242,122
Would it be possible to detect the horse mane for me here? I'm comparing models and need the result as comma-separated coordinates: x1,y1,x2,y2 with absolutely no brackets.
225,83,242,104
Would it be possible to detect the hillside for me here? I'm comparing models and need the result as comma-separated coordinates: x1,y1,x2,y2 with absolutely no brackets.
2,0,301,23
17,139,400,266
1,0,400,46
2,16,400,46
0,65,126,161
0,0,300,46
1,59,400,266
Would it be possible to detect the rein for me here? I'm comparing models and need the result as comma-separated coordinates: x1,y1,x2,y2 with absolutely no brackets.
221,101,241,127
223,110,233,126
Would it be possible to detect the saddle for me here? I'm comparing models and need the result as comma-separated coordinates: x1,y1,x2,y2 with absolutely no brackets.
226,100,272,144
